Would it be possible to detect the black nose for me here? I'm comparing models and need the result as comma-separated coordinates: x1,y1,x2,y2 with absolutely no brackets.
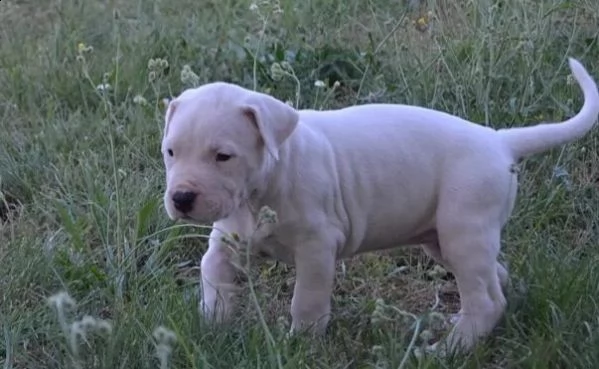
172,191,197,213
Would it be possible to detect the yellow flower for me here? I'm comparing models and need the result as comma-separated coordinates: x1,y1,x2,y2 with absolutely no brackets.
77,42,93,54
414,11,433,33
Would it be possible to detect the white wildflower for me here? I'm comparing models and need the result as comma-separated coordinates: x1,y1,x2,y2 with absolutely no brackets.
148,58,169,83
96,83,111,92
47,291,76,311
133,95,148,106
153,326,177,369
419,329,434,341
280,61,292,71
257,206,278,226
370,298,387,325
180,64,200,86
68,315,113,360
148,58,169,71
270,62,285,81
426,265,447,278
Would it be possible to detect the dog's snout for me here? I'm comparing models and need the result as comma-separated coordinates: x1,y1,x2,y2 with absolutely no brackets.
172,191,197,213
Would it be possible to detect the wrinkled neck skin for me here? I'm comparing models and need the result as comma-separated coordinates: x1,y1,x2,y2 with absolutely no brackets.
236,130,299,240
245,149,279,213
220,123,334,264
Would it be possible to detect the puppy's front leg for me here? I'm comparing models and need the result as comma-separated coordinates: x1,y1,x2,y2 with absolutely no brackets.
199,227,239,323
290,242,337,335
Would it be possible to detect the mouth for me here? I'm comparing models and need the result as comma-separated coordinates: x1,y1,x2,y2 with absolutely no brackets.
168,196,234,224
179,214,199,223
185,210,235,225
176,213,222,225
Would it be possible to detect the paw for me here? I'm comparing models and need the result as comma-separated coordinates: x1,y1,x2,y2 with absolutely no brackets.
415,341,448,359
289,316,329,337
428,341,445,355
449,312,461,325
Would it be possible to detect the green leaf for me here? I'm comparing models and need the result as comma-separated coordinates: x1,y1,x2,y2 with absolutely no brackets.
135,198,159,241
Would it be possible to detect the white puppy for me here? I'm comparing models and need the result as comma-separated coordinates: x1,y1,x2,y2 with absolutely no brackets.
161,58,599,353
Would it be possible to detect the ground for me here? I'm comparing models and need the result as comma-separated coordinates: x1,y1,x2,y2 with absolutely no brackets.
1,0,599,368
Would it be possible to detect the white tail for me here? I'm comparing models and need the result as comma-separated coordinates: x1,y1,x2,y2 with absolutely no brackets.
499,58,599,160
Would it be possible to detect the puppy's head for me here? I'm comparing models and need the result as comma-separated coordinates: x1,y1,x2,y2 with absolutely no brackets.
161,82,299,223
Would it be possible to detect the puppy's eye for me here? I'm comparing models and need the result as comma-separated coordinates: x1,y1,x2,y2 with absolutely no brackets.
215,153,232,162
167,149,174,157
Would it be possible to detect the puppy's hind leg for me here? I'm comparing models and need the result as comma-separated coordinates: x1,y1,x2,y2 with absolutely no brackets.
422,241,509,291
421,240,508,329
433,219,507,354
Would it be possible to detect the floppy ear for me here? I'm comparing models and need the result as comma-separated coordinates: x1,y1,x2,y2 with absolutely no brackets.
241,92,299,160
163,98,179,138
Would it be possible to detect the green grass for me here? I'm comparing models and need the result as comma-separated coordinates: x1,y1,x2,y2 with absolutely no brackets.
1,0,599,367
